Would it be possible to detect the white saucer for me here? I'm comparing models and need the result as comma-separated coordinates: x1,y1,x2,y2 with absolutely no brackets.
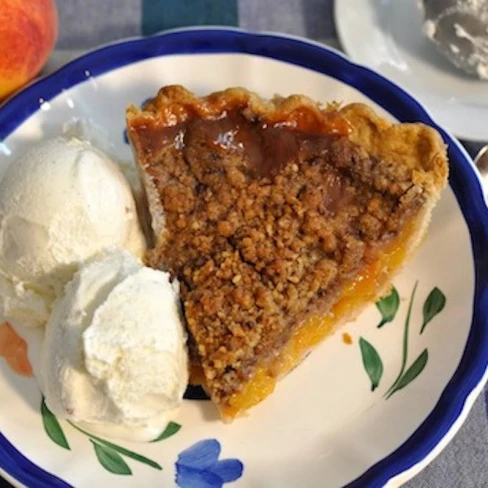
335,0,488,141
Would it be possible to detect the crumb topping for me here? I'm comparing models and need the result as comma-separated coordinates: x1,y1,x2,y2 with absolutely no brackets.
127,86,446,406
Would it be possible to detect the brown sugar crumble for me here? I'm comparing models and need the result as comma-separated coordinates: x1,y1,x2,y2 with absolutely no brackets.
127,86,448,411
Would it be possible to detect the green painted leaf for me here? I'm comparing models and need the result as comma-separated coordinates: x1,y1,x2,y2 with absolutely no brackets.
385,282,418,397
41,398,70,450
421,287,446,334
151,422,181,442
95,439,162,470
387,349,428,399
68,421,162,471
359,337,384,391
376,287,400,328
91,441,132,475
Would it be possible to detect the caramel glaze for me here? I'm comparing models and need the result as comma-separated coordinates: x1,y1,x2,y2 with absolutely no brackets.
129,106,351,179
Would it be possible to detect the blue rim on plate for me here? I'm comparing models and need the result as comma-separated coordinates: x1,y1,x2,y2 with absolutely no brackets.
0,27,487,488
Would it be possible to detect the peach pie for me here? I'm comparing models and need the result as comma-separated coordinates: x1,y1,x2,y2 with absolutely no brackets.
126,86,448,421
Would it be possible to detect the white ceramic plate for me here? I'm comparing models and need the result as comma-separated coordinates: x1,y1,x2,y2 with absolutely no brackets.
335,0,488,142
0,28,487,488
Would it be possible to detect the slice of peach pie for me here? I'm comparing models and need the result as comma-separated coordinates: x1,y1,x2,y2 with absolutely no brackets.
126,86,448,421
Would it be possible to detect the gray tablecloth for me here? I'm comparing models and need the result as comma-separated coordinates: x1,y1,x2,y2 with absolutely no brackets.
28,1,488,486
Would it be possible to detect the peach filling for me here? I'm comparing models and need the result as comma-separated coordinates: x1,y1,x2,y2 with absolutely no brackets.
190,217,419,420
223,218,419,420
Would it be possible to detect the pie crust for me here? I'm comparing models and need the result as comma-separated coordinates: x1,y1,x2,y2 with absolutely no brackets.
127,86,448,421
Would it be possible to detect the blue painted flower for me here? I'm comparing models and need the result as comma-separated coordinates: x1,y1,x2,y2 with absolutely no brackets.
175,439,244,488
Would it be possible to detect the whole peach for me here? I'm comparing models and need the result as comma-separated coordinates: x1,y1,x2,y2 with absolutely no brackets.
0,0,58,100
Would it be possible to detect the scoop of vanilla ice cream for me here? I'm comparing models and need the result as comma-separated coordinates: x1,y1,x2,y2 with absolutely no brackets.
0,137,146,326
62,118,142,193
40,249,188,441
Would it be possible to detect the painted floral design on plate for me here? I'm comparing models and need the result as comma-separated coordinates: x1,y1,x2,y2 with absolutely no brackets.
359,283,446,397
0,280,446,485
175,439,244,488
